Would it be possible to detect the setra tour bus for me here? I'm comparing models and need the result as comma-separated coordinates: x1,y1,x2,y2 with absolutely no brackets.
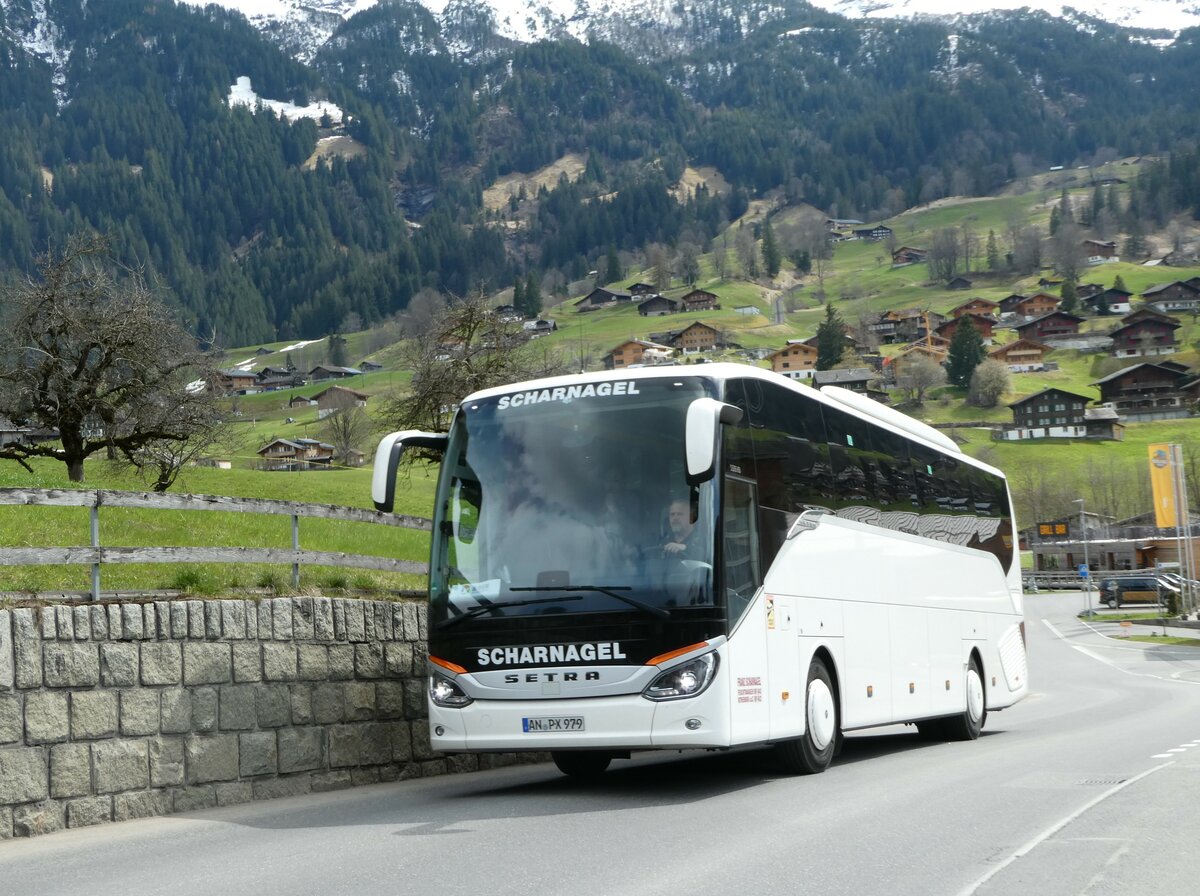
371,363,1028,777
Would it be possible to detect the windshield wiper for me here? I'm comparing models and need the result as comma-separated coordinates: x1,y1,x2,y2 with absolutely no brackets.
436,594,583,630
511,585,671,619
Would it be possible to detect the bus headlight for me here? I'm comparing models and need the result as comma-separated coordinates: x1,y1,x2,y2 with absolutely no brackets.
430,674,473,708
642,653,718,701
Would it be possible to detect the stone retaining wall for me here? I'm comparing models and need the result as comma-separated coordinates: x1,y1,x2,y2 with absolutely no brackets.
0,597,495,839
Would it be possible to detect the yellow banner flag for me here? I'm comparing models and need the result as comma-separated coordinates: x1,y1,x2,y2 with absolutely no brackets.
1148,443,1176,528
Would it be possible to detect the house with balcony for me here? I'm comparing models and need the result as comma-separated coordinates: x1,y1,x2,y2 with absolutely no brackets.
1109,308,1180,358
1141,280,1200,313
256,438,336,471
768,342,819,380
1082,239,1119,264
604,339,674,369
1091,362,1197,421
1015,310,1085,342
637,295,678,316
988,339,1051,372
679,289,720,312
997,388,1095,440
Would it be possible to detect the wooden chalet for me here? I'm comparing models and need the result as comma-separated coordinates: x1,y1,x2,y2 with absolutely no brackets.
768,342,819,380
999,388,1095,441
812,368,884,401
637,295,679,317
946,277,973,290
1109,308,1180,358
1092,362,1197,421
675,321,722,353
1015,310,1084,341
936,314,994,343
313,385,370,419
576,286,632,311
1008,293,1059,319
891,246,926,266
988,339,1050,372
604,339,673,369
308,365,362,382
679,289,720,312
628,282,658,296
257,438,336,471
998,294,1028,316
1141,281,1200,313
949,298,999,319
1081,287,1132,315
522,318,558,336
853,225,893,241
213,369,258,394
1082,239,1119,264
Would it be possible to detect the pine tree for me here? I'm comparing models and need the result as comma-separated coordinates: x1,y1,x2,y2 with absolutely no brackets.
761,218,781,277
603,247,621,286
946,316,986,388
522,271,542,317
1060,278,1078,314
815,304,848,371
986,230,1000,271
512,277,525,314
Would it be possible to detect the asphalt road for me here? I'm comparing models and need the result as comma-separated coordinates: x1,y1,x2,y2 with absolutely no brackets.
4,592,1200,896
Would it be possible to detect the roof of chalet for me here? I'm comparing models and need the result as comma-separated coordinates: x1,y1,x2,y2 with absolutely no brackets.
812,367,874,385
1008,387,1094,408
1142,280,1200,296
1091,362,1193,386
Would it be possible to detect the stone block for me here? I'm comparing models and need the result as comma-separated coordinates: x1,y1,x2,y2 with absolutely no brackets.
99,642,139,687
71,690,118,739
297,644,328,680
92,740,148,794
67,796,111,828
402,603,420,641
155,603,173,640
221,600,247,640
292,598,315,640
113,790,170,821
160,689,191,734
13,800,65,837
215,781,253,806
183,642,232,685
12,609,41,689
0,746,49,803
120,603,144,640
218,685,257,730
185,734,239,784
311,683,344,725
141,642,183,686
106,604,122,640
72,606,91,641
311,769,352,792
329,722,392,768
403,680,425,720
89,605,108,640
119,690,160,737
354,643,385,679
187,600,205,638
385,642,414,677
244,601,258,640
389,722,413,762
328,645,355,680
252,775,311,801
50,743,91,798
411,720,436,761
350,767,381,787
374,602,394,640
255,685,290,728
344,682,376,721
332,600,346,641
173,785,217,812
25,691,69,744
289,685,312,725
204,601,223,639
0,696,19,744
53,605,73,640
0,807,10,839
233,643,261,683
170,601,189,639
43,642,100,688
362,603,376,642
343,601,366,642
150,736,185,787
313,598,334,641
239,731,278,777
377,682,407,720
255,599,272,640
271,599,293,640
192,687,218,732
143,604,157,640
277,727,323,773
262,643,297,681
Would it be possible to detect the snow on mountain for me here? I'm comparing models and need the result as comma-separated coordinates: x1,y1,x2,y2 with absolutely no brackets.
805,0,1200,32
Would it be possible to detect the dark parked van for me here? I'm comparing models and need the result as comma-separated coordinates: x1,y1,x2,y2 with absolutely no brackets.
1097,576,1178,608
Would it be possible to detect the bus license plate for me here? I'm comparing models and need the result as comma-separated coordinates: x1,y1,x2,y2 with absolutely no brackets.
523,716,585,733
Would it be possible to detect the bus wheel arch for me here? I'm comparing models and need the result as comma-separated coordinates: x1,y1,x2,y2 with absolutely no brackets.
944,649,987,741
775,651,840,774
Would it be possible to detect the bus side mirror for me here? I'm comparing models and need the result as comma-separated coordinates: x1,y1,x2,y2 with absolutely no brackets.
685,399,743,486
371,430,448,512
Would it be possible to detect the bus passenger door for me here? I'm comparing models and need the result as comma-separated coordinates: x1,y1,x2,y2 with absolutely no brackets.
723,476,773,744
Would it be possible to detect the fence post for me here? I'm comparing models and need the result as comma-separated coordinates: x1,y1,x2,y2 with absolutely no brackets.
90,493,101,601
292,512,300,589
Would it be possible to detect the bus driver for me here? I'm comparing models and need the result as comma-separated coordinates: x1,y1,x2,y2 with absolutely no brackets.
662,497,699,557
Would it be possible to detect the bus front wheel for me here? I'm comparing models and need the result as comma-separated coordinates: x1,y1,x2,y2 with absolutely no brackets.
552,750,612,778
942,656,986,741
775,657,838,774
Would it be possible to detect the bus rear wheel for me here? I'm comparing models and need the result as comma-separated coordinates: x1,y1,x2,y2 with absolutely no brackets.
942,656,986,741
552,750,612,778
775,657,838,774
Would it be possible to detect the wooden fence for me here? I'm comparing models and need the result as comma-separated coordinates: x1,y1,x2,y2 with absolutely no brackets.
0,488,431,601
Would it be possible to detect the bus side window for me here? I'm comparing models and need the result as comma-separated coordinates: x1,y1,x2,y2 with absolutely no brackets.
723,476,762,622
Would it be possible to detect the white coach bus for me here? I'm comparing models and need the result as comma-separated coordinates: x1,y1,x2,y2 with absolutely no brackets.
372,364,1028,777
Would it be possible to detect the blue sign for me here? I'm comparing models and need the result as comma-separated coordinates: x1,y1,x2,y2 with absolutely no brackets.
1078,564,1089,578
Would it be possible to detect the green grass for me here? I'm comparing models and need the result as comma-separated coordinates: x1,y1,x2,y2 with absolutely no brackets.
0,457,438,597
1127,636,1200,646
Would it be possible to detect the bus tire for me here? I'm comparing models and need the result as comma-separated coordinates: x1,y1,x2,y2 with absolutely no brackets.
942,656,986,741
775,657,838,774
552,750,612,778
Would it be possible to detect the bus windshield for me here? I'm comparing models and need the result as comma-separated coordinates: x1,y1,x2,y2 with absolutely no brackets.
429,376,718,629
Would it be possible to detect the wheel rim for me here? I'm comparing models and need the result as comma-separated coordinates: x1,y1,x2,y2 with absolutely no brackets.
807,677,836,751
965,667,984,725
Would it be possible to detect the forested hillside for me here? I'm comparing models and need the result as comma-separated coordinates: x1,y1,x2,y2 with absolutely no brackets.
1,0,1200,347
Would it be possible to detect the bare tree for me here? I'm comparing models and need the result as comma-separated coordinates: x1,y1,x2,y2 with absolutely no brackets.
1049,217,1086,284
0,235,224,483
711,235,729,281
892,354,947,405
1011,225,1044,275
967,359,1010,408
927,228,962,283
321,405,375,466
735,226,759,279
378,292,572,438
